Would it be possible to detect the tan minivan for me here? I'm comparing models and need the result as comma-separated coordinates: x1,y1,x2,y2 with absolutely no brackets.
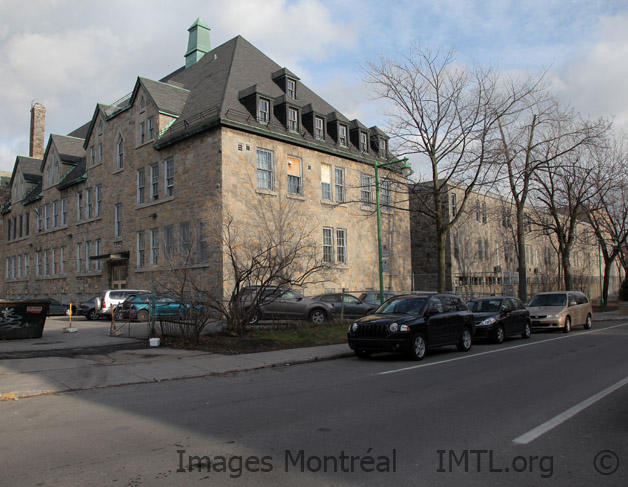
527,291,593,333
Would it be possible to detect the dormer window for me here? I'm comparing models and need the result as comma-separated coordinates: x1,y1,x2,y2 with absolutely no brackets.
315,117,325,140
379,138,387,157
287,79,297,99
288,107,299,132
339,125,348,146
258,98,270,124
360,132,368,152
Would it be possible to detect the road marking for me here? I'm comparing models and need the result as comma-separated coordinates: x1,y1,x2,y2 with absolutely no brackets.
377,322,628,376
513,375,628,445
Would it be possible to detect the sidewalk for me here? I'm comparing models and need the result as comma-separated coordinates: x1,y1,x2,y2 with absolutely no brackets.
0,317,353,400
1,311,625,401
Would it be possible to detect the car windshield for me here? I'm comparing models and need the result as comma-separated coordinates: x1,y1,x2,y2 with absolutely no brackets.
375,296,428,315
468,299,502,312
529,293,567,307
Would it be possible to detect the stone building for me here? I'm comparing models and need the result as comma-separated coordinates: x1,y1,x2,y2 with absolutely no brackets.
410,182,618,302
1,19,412,304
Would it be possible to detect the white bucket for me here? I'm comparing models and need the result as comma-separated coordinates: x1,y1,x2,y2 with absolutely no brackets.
149,337,160,347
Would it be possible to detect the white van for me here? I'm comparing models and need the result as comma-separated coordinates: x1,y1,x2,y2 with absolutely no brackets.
98,289,150,318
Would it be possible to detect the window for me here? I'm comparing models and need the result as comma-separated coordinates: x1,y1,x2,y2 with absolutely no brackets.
361,174,373,204
380,179,392,207
36,208,42,232
379,139,387,157
150,163,159,200
116,135,124,169
360,132,368,152
287,157,302,194
36,251,41,277
150,228,159,265
95,185,102,217
258,98,270,123
86,188,93,219
25,212,29,236
98,143,103,164
339,125,348,146
453,234,460,260
114,204,122,238
24,254,29,278
6,258,10,280
137,231,146,268
475,200,481,222
287,78,296,99
137,168,146,204
44,204,50,231
164,225,174,259
94,240,101,271
321,164,332,200
52,201,59,228
77,191,83,222
323,227,334,264
139,122,145,144
315,117,324,139
196,222,208,263
148,117,154,139
484,239,489,260
337,229,347,264
478,237,484,260
76,243,83,273
90,146,95,166
61,198,68,225
165,159,174,197
451,193,457,218
335,167,345,202
179,222,191,256
18,214,23,238
257,149,274,190
288,107,299,131
482,201,487,224
85,241,92,272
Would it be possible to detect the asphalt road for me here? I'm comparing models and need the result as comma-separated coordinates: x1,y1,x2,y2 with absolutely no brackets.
2,319,627,487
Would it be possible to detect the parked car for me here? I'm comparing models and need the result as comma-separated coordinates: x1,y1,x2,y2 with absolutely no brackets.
239,286,334,324
115,293,201,322
77,296,102,321
98,289,150,318
311,293,376,319
347,293,475,360
527,291,593,333
357,291,399,306
467,296,531,343
47,298,75,316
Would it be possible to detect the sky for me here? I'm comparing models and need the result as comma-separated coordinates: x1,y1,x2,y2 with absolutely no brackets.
1,0,627,175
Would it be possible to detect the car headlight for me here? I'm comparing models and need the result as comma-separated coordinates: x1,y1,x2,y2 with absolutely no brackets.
350,322,359,332
480,317,497,327
389,322,399,332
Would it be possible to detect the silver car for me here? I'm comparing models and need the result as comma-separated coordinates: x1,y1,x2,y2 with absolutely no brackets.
527,291,593,333
241,286,334,324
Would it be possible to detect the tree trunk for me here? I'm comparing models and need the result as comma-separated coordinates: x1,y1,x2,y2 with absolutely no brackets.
562,252,572,290
438,229,447,292
516,205,528,302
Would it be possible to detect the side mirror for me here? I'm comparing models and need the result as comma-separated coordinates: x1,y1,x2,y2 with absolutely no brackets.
569,301,577,307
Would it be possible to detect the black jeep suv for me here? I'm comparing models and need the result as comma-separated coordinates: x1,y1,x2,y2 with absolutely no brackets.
347,293,474,360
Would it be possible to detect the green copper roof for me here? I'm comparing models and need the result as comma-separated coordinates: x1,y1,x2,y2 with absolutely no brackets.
185,18,211,69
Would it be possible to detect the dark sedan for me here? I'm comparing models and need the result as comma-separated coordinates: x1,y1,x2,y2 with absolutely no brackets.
77,296,102,321
47,298,75,316
467,296,531,343
347,293,474,360
311,293,376,319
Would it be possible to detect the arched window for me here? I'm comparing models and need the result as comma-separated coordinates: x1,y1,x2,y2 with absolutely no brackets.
116,135,124,170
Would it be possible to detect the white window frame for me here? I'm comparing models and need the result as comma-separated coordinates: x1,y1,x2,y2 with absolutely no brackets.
137,168,146,204
361,174,373,204
339,124,348,146
165,159,174,197
321,163,332,201
288,107,298,131
323,227,334,264
150,163,159,200
76,243,83,273
335,167,345,203
150,228,159,265
116,135,124,170
114,204,122,238
258,98,270,124
96,185,102,217
137,231,146,268
315,116,324,139
337,228,347,265
256,149,274,190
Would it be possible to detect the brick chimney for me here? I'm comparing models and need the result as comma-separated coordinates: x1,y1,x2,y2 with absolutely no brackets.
29,103,46,159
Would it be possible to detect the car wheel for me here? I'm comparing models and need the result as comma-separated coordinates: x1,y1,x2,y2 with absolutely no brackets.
407,333,427,361
494,325,505,344
137,309,150,322
309,309,327,324
354,349,372,359
583,314,592,330
65,308,71,316
248,312,260,325
563,316,571,333
87,310,99,321
457,327,472,352
113,308,124,321
521,322,531,339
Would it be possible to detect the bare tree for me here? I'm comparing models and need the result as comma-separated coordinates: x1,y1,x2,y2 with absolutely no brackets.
586,137,628,307
494,92,609,301
364,45,537,291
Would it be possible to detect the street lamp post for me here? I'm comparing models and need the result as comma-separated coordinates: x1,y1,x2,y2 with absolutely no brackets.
374,157,413,305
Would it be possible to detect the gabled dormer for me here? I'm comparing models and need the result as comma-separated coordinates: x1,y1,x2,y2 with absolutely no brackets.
302,104,327,141
350,119,370,153
370,126,389,158
239,85,274,125
10,156,41,205
272,68,300,101
327,112,350,148
273,95,302,133
83,104,108,167
41,134,86,189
